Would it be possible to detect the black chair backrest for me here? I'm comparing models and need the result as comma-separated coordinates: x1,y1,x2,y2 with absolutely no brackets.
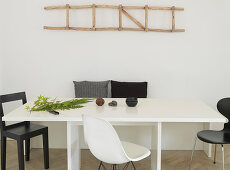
0,92,27,130
217,98,230,129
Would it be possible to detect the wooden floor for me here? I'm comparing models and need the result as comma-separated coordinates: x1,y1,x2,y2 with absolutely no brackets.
1,141,230,170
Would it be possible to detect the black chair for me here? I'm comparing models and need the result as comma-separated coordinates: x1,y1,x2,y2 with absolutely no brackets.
0,92,49,170
189,98,230,170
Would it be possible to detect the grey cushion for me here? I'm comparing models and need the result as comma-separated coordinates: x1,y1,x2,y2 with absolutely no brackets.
73,81,110,98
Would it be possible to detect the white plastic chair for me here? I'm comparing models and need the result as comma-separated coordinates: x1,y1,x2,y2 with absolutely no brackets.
82,115,151,170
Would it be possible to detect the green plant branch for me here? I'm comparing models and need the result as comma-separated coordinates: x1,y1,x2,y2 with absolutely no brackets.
26,95,93,112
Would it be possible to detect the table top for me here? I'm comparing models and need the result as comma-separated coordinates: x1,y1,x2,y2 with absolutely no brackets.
2,98,227,123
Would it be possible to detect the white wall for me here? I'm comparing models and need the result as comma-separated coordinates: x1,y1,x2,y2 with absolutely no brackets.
0,4,3,93
1,0,230,149
0,47,3,93
0,45,3,93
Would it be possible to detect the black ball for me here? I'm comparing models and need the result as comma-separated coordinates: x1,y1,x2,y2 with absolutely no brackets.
126,97,138,107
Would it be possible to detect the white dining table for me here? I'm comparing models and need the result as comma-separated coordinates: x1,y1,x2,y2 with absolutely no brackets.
2,98,227,170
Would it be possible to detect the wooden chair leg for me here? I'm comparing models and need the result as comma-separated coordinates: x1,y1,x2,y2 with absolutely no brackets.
43,129,49,169
1,136,6,170
17,139,25,170
25,139,30,161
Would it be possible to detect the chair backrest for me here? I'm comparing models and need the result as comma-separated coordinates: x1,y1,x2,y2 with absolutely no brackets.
0,92,27,130
217,98,230,129
82,115,129,164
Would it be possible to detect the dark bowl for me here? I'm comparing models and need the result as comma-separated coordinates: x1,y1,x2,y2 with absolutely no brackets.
126,97,138,107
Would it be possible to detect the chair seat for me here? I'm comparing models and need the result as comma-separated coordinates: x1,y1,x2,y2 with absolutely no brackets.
4,123,47,139
197,130,230,144
121,141,151,162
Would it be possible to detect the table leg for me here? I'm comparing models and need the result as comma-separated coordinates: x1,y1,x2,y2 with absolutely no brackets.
203,122,212,157
151,122,162,170
67,122,81,170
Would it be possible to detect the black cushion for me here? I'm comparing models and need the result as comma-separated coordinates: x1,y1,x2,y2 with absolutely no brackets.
111,80,148,98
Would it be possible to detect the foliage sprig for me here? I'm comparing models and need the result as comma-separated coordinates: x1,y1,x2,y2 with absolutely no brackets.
26,95,93,112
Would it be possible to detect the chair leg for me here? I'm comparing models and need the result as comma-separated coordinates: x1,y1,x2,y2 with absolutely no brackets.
113,165,118,170
42,129,49,169
25,139,30,161
213,144,217,164
1,136,6,170
122,162,130,170
98,161,102,170
98,161,107,170
17,139,25,170
189,137,197,170
131,162,136,170
221,145,224,170
101,162,107,170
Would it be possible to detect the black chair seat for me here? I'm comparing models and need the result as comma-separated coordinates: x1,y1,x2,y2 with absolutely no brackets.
4,124,47,139
197,130,230,144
